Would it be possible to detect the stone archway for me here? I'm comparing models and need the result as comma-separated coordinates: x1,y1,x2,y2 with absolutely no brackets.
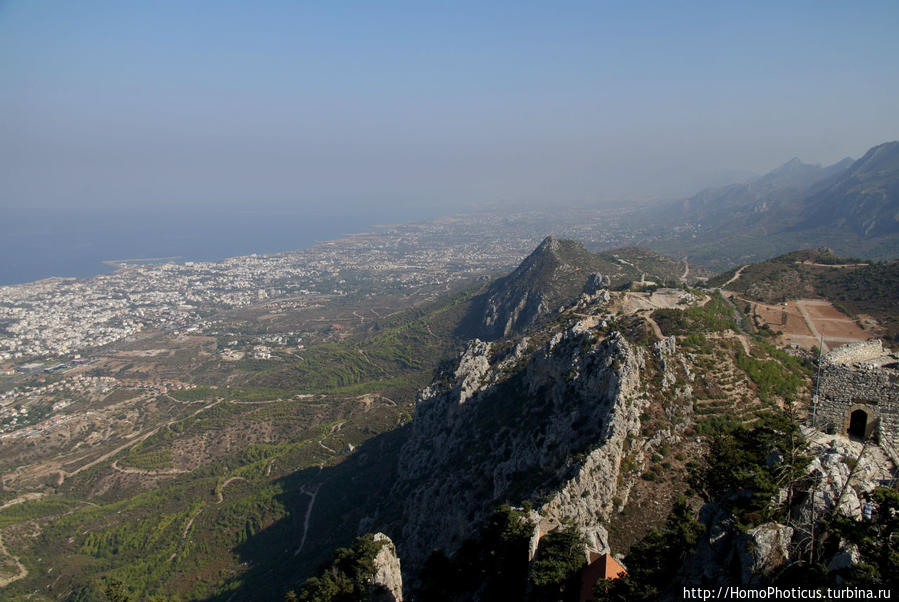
843,403,878,441
848,409,867,440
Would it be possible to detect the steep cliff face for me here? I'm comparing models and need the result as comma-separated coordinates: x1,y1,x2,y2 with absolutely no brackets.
391,317,693,576
370,533,403,602
462,236,610,340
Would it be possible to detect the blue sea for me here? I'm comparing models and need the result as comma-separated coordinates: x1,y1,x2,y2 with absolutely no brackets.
0,205,446,286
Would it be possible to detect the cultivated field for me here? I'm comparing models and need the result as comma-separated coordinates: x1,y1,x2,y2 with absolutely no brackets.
744,298,871,351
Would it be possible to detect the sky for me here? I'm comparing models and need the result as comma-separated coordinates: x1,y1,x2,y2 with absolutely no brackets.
2,0,898,212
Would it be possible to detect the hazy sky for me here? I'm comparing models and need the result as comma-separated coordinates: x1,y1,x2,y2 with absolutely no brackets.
2,0,898,211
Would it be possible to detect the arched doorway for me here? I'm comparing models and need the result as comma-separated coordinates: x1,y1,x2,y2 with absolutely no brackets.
848,409,868,440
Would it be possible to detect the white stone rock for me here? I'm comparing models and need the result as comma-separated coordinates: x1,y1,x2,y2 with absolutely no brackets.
738,523,793,585
371,533,403,601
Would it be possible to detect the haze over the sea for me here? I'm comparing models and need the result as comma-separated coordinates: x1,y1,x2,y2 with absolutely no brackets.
2,0,898,283
0,205,454,286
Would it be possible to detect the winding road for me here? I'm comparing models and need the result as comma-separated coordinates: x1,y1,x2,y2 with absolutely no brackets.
215,477,248,504
54,398,222,485
0,533,26,587
721,265,747,288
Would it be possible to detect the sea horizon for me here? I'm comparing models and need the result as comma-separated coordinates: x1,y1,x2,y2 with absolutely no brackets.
0,205,448,287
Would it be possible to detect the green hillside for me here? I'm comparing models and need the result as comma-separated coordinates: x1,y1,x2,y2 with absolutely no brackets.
709,249,899,343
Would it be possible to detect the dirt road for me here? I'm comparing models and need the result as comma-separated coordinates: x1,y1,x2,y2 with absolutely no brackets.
0,492,46,512
722,265,747,288
215,477,248,504
0,533,26,587
294,482,322,557
110,460,187,476
796,302,825,351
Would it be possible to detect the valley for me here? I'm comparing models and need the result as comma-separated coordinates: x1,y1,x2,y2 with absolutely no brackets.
0,231,895,599
0,141,895,600
5,3,899,598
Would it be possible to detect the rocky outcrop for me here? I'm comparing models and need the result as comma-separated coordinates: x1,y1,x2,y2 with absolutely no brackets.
575,273,612,310
392,319,693,578
827,540,860,573
464,236,609,340
682,429,896,586
482,288,550,340
680,503,737,585
370,533,403,601
533,334,692,554
654,335,679,389
583,273,612,296
798,431,894,525
454,339,493,405
737,523,793,585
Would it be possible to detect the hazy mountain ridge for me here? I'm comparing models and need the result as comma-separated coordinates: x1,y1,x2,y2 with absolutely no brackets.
794,141,899,237
646,141,899,269
677,155,854,226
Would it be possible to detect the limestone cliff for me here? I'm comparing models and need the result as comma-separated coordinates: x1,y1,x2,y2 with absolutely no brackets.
461,236,611,340
459,237,702,340
370,533,403,602
391,318,693,576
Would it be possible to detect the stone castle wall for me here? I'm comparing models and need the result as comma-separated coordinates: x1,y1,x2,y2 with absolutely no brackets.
812,340,899,448
824,340,884,365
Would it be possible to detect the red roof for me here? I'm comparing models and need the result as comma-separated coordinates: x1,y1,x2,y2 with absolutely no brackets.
580,553,627,602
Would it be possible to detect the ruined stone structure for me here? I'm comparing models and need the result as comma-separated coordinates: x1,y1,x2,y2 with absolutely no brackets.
812,340,899,448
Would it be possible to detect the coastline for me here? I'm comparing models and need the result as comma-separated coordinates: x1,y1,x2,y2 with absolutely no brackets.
0,206,449,287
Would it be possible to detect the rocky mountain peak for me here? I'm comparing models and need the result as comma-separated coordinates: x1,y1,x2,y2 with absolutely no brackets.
772,157,807,173
845,140,899,177
536,234,560,252
461,237,609,340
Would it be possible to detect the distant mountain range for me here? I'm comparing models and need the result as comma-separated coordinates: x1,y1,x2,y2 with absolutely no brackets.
642,141,899,269
795,142,899,238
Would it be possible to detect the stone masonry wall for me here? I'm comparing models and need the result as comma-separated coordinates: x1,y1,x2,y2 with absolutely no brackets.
823,340,884,364
812,341,899,449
